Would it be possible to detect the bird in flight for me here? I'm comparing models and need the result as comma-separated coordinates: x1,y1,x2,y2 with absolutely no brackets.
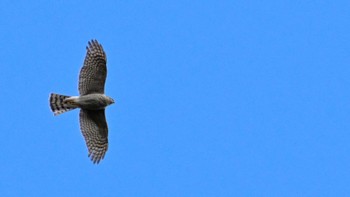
49,40,114,164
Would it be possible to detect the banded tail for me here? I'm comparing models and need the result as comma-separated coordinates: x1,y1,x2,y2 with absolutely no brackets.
49,93,77,116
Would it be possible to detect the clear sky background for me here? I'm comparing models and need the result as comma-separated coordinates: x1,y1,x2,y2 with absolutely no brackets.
0,1,349,196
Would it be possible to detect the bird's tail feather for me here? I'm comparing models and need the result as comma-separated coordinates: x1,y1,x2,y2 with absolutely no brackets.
49,93,77,116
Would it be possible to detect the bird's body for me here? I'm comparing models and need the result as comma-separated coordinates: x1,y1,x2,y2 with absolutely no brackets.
65,94,114,110
49,40,114,164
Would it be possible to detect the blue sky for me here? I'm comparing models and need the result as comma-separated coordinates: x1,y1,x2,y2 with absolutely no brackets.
0,0,349,196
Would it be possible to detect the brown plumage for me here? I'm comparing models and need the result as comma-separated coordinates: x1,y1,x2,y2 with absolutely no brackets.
49,40,114,164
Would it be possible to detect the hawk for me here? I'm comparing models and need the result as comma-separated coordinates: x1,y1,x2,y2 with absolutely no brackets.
49,40,115,164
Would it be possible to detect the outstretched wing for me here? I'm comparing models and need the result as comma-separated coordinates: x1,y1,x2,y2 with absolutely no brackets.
79,40,107,95
79,109,108,164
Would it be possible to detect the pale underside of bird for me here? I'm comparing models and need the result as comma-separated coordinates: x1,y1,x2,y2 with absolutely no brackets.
49,40,114,164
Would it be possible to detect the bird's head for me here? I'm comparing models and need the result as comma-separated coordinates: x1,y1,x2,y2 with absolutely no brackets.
106,96,115,106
